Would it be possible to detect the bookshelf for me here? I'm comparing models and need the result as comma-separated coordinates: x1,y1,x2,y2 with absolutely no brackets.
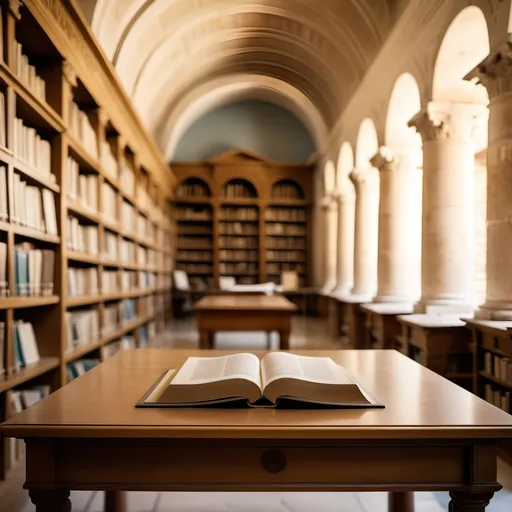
171,150,313,290
0,0,175,505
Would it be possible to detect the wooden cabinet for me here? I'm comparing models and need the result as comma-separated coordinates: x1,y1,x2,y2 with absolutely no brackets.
360,304,413,349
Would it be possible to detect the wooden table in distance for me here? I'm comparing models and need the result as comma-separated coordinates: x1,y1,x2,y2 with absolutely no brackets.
2,349,512,512
194,294,297,349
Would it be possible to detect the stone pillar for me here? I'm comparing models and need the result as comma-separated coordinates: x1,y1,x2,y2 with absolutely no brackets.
409,101,487,314
349,167,380,299
333,190,355,297
370,148,422,303
321,196,338,293
468,46,512,319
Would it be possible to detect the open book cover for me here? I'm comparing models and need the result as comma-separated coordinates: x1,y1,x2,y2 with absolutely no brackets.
136,353,384,408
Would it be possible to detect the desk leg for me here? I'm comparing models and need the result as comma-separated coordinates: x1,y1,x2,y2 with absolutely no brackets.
105,490,127,512
29,490,71,512
448,490,496,511
199,330,211,349
388,492,414,512
279,330,290,350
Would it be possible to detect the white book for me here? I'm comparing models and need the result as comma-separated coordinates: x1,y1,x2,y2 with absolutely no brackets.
16,321,40,366
0,322,4,375
41,188,57,235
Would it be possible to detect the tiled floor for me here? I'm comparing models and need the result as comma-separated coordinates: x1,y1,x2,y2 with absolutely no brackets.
19,315,512,511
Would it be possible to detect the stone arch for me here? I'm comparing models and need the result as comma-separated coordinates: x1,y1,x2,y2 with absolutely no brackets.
432,6,490,105
336,141,355,197
355,118,379,169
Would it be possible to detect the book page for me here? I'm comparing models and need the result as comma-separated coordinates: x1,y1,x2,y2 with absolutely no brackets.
171,353,262,389
261,352,354,388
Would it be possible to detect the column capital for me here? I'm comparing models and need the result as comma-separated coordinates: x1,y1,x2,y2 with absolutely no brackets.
62,61,78,88
320,195,337,211
466,41,512,99
370,146,395,172
349,166,379,186
7,0,22,19
408,101,488,143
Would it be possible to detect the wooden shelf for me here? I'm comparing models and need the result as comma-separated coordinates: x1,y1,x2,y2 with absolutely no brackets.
67,134,100,173
0,357,60,393
12,157,60,193
66,295,101,308
480,371,512,391
67,200,101,224
67,251,100,264
12,224,60,244
65,339,104,363
0,296,59,309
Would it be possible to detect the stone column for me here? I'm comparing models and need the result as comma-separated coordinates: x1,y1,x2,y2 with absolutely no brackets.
409,101,487,314
468,46,512,319
349,167,380,299
370,147,422,303
333,189,355,297
321,196,338,293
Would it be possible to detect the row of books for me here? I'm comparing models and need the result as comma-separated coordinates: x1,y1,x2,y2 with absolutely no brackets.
101,182,118,223
68,101,99,160
176,207,211,221
66,309,100,354
104,230,118,260
224,182,255,198
483,353,512,385
66,157,99,211
67,358,100,382
13,41,46,102
119,158,136,197
13,320,41,370
100,140,118,180
177,251,211,262
267,262,306,274
122,298,137,323
120,270,137,291
219,236,258,249
68,267,98,296
12,173,58,235
103,335,136,359
177,239,212,250
14,118,52,178
220,250,258,260
219,222,258,235
485,384,510,413
0,242,6,296
140,271,157,290
14,244,55,296
266,251,306,262
272,182,303,200
0,166,6,219
219,262,258,274
266,237,306,249
178,225,211,236
266,208,306,222
67,216,99,254
266,224,307,236
102,270,118,294
176,181,210,198
220,207,258,221
177,264,212,275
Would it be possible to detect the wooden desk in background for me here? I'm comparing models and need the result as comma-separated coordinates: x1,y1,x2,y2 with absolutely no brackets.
2,349,512,512
194,294,297,349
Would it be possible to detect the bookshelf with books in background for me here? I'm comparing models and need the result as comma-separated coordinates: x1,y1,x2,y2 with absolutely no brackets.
171,149,313,296
0,1,176,506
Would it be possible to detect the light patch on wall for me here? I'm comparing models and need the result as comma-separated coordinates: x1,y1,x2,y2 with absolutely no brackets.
172,100,316,163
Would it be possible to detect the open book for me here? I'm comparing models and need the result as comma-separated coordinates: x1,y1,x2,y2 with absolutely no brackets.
137,353,383,408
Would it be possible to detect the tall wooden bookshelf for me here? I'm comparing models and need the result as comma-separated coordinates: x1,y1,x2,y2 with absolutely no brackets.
172,150,313,289
0,0,175,506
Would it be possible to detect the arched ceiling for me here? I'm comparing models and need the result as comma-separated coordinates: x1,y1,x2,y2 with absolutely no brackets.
77,0,403,158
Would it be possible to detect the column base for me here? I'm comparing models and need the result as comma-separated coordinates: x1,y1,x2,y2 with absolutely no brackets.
414,299,475,316
332,284,353,298
320,279,337,296
373,293,418,304
475,300,512,320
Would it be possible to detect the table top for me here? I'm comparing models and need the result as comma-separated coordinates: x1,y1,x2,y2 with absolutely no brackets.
2,349,512,440
194,294,297,312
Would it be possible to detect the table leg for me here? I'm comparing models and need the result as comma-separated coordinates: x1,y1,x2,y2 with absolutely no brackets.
388,491,414,512
199,330,210,349
29,490,71,512
105,490,127,512
448,490,496,511
209,331,215,349
279,330,290,350
266,332,272,349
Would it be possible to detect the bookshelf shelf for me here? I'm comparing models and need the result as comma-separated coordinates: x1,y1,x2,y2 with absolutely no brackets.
0,357,60,393
0,0,175,503
0,296,59,309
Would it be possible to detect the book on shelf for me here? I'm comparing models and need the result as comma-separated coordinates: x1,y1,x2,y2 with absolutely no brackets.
67,216,99,254
101,270,118,294
119,158,135,197
68,267,98,297
0,166,7,221
121,298,137,323
0,321,4,375
14,243,55,296
67,358,100,382
65,309,100,355
101,182,118,224
0,92,6,148
12,41,47,102
138,352,383,409
13,118,52,178
220,207,258,221
66,157,98,211
0,241,7,296
68,101,99,160
100,140,118,180
12,320,40,371
102,302,121,337
103,231,118,260
103,335,136,359
485,383,511,413
121,270,137,291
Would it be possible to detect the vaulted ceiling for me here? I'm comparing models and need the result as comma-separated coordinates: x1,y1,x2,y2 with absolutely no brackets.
77,0,407,159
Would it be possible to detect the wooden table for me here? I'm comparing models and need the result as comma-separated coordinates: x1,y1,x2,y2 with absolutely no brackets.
2,349,512,512
194,294,297,350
